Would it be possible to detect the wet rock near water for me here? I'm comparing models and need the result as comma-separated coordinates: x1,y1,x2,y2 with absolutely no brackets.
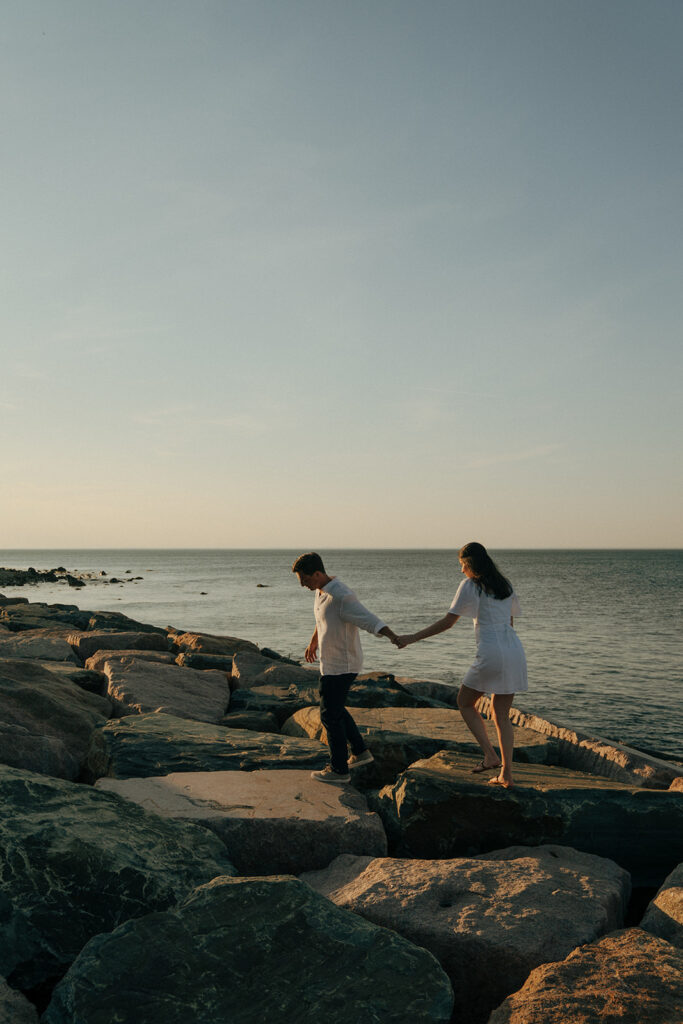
0,764,236,991
101,657,230,723
84,711,328,781
487,928,683,1024
301,844,630,1024
43,875,454,1024
97,768,388,874
641,862,683,949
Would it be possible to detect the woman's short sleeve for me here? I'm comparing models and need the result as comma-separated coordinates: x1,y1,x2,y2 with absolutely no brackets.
511,592,521,616
448,578,480,618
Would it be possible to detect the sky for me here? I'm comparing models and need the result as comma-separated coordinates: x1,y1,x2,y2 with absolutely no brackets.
2,0,682,549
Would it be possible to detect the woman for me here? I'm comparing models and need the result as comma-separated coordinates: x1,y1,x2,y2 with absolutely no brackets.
396,542,527,788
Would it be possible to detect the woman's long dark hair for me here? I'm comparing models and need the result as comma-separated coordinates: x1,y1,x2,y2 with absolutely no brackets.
459,542,513,600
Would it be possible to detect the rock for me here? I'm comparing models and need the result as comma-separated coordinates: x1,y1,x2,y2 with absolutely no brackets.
67,630,171,661
229,686,310,725
487,928,683,1024
373,750,683,886
102,658,230,722
35,661,107,695
43,875,454,1024
0,764,236,991
87,610,167,635
0,630,79,663
282,706,556,787
670,776,683,793
260,647,300,664
641,862,683,948
175,650,235,672
0,659,112,779
0,602,91,633
0,976,39,1023
302,845,630,1024
478,698,683,790
84,712,328,781
220,710,280,732
85,648,176,672
97,769,388,874
169,630,258,656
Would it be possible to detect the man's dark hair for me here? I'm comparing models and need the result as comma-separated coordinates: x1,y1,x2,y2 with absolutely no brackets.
292,552,326,575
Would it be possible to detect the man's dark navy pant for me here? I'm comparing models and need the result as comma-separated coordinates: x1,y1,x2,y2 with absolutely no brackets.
319,673,366,773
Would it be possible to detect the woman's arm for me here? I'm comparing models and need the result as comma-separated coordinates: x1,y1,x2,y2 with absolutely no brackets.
396,613,459,648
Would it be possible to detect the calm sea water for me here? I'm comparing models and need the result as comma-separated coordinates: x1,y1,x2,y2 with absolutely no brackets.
1,549,681,760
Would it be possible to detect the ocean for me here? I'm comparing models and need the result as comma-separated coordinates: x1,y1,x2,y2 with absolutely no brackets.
1,549,681,761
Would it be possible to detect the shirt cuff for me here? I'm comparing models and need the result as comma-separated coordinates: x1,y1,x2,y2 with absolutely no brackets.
373,620,387,635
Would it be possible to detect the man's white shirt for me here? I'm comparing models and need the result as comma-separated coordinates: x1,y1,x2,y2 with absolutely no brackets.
314,577,386,675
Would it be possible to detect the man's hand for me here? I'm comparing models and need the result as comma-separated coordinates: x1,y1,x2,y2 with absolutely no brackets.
304,640,318,663
394,634,415,649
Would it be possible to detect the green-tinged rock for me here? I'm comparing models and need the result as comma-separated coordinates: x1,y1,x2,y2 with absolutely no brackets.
373,750,683,886
0,765,236,990
0,659,111,779
84,712,327,781
44,876,454,1024
487,928,683,1024
0,976,39,1023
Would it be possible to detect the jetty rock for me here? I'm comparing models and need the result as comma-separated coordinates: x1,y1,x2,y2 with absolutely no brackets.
84,648,176,672
67,629,171,661
641,862,683,949
101,658,230,723
0,658,111,779
282,705,556,787
168,629,258,656
97,768,388,874
0,976,39,1024
0,764,236,991
0,601,91,633
0,629,79,663
43,875,454,1024
487,928,683,1024
372,749,683,886
301,844,630,1024
85,711,327,780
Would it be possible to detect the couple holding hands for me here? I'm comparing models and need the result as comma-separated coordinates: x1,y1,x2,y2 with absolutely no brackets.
293,543,527,790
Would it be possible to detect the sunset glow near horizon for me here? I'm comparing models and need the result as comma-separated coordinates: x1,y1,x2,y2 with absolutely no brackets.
2,1,682,549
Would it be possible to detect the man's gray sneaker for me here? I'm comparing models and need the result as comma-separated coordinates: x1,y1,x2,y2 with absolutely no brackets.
348,750,374,768
311,766,351,784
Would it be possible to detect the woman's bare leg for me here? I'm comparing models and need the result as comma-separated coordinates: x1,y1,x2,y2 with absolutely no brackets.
457,684,500,766
490,693,515,787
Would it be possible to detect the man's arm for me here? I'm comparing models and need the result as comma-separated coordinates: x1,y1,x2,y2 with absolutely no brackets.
377,624,399,644
340,594,395,641
304,628,318,663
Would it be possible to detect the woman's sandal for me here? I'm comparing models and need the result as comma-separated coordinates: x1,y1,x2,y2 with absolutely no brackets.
471,760,502,774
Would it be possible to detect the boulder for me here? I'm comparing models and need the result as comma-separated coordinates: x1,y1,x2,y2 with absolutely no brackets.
102,658,229,722
87,610,167,634
487,928,683,1024
35,661,107,695
228,686,311,725
85,648,176,672
0,764,236,991
372,750,683,886
84,712,328,781
0,976,39,1024
67,630,171,661
282,706,556,786
169,630,258,656
175,651,235,672
43,875,454,1024
97,769,388,874
302,845,629,1024
0,630,79,663
220,710,280,732
0,659,111,780
640,862,683,948
0,602,91,633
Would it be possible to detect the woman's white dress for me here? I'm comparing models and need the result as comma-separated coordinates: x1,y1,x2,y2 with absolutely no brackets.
449,578,528,694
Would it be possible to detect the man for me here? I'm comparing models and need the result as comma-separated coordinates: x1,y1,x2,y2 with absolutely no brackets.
292,552,399,784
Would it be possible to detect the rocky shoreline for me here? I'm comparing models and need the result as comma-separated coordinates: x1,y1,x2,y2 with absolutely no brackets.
0,592,681,1023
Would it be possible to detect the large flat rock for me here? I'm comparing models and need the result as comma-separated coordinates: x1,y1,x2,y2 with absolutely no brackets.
169,629,259,656
44,875,454,1024
0,765,235,991
283,706,556,786
0,658,111,779
97,769,388,873
67,630,171,661
85,648,176,672
641,862,683,949
301,845,630,1024
0,602,91,632
0,629,79,662
487,928,683,1024
85,712,328,780
102,658,230,722
372,750,683,886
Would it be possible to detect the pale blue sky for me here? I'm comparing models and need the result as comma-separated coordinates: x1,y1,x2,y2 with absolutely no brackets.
2,0,681,547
